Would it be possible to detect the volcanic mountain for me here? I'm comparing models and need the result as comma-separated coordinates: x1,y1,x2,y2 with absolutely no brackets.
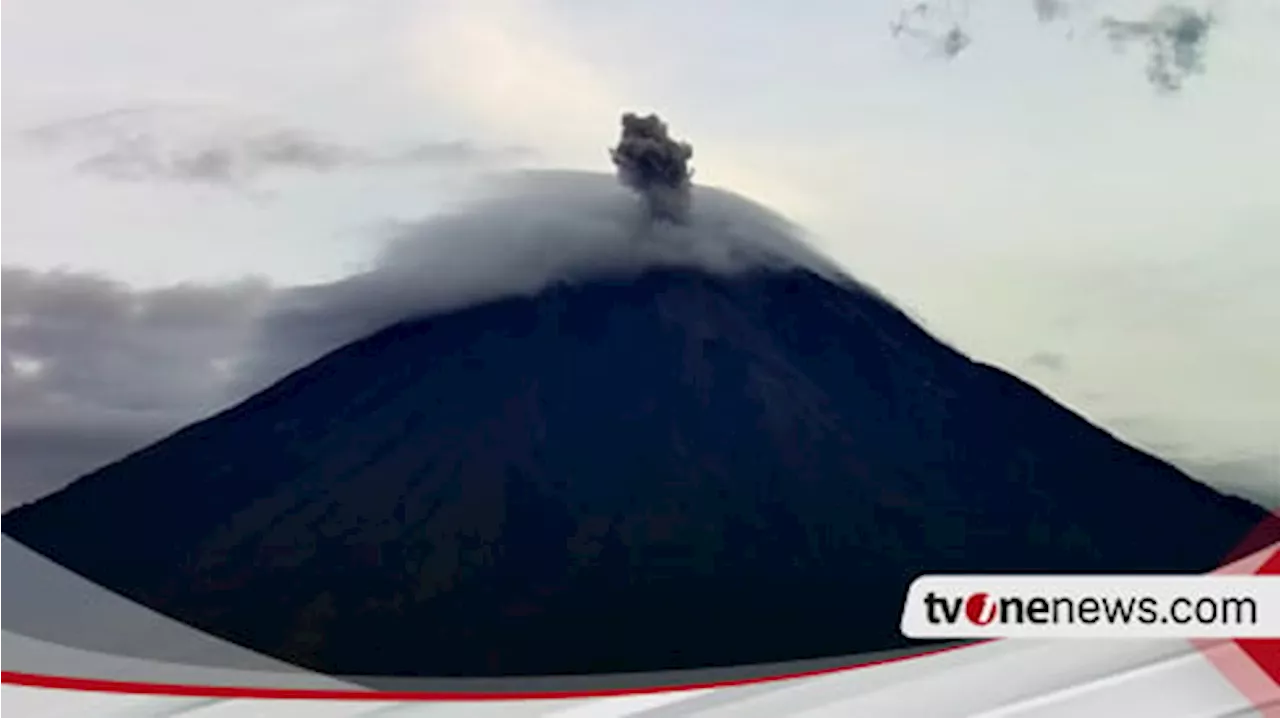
3,173,1273,679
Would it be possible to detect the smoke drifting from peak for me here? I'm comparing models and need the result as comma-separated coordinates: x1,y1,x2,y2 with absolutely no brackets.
609,113,695,223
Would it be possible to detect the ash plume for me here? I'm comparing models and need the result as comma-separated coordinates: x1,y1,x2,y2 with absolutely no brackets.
609,113,695,223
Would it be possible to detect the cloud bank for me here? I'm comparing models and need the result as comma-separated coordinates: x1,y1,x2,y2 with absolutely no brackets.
1,268,273,508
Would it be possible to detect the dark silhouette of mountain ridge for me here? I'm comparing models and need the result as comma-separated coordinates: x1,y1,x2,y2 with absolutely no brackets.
4,265,1272,677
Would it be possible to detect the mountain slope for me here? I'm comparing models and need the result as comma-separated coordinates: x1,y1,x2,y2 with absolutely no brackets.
3,266,1271,677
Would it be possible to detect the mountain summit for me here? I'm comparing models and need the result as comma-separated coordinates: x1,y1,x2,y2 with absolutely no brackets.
3,118,1273,677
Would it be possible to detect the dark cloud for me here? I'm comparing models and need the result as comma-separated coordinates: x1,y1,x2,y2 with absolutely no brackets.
609,113,695,223
1100,5,1215,93
1,268,274,508
17,107,534,187
1,268,272,410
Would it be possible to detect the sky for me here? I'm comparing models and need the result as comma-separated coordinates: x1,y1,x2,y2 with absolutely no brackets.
2,0,1278,509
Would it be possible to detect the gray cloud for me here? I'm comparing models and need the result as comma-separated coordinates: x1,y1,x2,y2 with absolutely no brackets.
1,268,274,508
1100,5,1215,93
17,107,534,187
609,113,695,223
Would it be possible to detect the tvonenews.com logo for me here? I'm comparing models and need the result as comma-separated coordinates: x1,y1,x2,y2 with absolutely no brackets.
900,575,1280,639
923,591,1256,627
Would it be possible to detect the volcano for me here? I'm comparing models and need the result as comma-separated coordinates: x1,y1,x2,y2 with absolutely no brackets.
3,262,1272,677
2,155,1274,678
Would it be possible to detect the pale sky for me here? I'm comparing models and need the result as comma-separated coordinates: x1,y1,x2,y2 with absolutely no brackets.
2,0,1278,507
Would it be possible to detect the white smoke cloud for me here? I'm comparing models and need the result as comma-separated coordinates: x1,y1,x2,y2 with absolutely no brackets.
229,170,844,399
